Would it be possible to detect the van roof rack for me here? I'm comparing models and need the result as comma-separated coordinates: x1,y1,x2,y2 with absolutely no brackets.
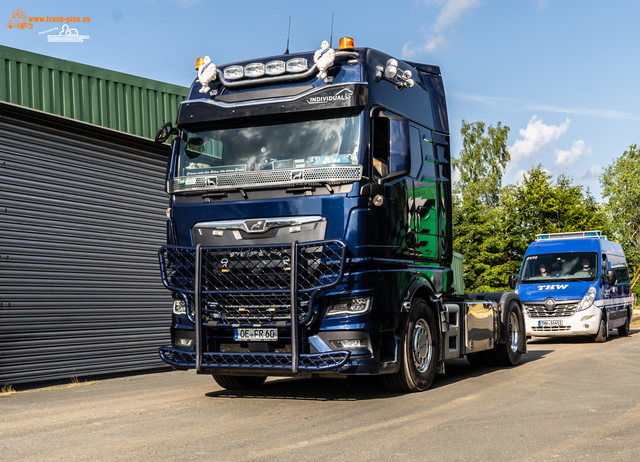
536,231,605,241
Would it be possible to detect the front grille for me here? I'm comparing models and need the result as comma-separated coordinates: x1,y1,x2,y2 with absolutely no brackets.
169,165,363,193
532,326,572,332
159,240,346,324
524,302,579,318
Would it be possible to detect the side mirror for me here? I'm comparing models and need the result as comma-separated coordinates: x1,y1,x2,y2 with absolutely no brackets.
604,269,617,285
508,274,518,290
155,121,179,144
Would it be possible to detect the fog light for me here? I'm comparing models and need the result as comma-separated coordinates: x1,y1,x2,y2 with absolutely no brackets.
173,299,186,315
329,339,367,350
224,65,244,80
244,62,265,78
265,60,286,75
177,338,194,348
373,194,385,206
584,324,589,329
286,58,308,73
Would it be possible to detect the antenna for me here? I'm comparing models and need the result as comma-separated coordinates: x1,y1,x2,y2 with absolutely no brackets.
285,16,291,54
330,12,334,48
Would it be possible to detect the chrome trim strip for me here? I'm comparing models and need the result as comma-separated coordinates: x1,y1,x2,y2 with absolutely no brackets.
170,165,363,194
193,216,326,234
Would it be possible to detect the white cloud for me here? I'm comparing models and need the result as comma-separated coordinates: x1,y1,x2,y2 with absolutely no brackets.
579,165,601,180
554,140,592,169
452,166,461,185
402,0,480,56
453,92,640,122
507,116,570,170
433,0,480,32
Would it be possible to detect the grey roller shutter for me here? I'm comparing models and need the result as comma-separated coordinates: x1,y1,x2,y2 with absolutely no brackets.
0,104,172,385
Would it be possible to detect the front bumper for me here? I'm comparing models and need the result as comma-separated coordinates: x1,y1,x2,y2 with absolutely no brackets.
525,304,601,337
159,346,351,372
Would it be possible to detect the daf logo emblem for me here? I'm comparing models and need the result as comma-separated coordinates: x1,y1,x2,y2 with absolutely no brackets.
544,298,556,310
245,219,267,233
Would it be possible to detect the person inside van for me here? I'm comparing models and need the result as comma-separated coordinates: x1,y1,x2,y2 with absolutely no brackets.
574,258,595,277
538,263,549,277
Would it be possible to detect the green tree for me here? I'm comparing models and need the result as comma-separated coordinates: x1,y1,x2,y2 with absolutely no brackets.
600,144,640,291
453,120,511,292
503,164,611,264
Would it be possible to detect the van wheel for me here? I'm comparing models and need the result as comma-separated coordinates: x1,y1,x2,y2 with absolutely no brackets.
592,315,607,343
618,313,630,337
487,300,525,366
383,299,438,393
213,375,267,390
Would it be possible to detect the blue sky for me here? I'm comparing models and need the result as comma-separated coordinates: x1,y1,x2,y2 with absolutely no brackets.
2,0,639,200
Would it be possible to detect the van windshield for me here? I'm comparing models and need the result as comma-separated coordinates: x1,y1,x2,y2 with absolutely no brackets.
520,252,599,283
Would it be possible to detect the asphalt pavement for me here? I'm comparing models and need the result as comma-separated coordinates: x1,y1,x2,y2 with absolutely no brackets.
2,327,639,461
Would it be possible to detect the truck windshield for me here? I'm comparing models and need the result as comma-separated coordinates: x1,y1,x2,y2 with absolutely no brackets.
176,115,361,178
520,252,599,283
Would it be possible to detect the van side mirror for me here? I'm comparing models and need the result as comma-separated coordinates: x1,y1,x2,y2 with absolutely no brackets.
604,269,617,285
508,274,517,290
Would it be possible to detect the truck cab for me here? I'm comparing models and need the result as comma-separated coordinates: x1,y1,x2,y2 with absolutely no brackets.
156,38,525,392
515,231,633,341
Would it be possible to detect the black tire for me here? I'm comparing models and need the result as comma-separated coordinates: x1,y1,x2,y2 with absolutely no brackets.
383,299,439,393
487,300,525,366
592,313,607,343
212,375,267,390
618,312,630,337
466,351,493,367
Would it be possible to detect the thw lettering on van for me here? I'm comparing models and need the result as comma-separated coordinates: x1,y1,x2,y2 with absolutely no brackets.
537,284,569,291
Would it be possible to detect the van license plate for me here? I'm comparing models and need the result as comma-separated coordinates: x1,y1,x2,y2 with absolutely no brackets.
538,320,563,327
234,328,278,342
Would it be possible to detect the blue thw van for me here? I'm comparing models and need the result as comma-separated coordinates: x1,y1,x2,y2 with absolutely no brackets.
514,231,633,342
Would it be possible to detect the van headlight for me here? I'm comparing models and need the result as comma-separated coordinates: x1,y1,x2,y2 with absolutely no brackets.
577,287,596,311
326,297,371,316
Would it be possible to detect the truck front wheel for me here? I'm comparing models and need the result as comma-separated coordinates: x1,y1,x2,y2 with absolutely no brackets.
383,299,439,393
213,375,267,390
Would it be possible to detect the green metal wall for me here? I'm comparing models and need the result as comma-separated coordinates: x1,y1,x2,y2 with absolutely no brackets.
0,45,188,139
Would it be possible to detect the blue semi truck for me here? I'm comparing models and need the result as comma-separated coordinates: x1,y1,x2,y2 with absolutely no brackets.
514,231,633,341
155,37,526,392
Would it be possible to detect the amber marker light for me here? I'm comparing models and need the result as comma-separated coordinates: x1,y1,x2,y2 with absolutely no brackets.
195,57,206,70
339,37,355,50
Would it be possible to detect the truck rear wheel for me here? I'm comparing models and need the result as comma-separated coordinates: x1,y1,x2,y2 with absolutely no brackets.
383,299,438,393
213,375,267,390
487,300,525,366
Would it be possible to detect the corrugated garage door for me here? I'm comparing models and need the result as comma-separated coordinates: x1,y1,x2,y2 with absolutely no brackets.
0,104,173,385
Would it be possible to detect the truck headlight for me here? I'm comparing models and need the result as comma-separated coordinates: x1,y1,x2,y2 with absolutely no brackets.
326,297,371,317
577,287,596,311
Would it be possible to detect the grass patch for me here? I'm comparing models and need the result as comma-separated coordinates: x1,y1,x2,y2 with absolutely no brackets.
1,384,16,395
